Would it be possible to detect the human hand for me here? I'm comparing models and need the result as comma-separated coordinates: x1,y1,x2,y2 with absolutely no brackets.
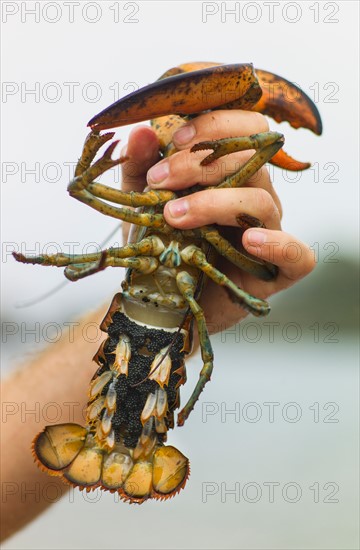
121,111,315,333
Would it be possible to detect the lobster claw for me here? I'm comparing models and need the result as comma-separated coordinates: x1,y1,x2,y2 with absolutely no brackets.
254,69,322,135
88,62,322,171
88,63,262,129
253,68,322,170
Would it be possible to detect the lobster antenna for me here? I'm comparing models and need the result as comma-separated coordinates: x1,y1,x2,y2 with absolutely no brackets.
15,222,123,308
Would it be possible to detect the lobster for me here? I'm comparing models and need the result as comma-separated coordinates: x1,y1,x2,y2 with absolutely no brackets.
14,62,322,503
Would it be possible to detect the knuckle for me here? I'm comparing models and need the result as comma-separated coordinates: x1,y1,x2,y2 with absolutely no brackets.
201,188,219,210
251,164,269,187
190,189,216,218
251,112,269,132
180,150,197,175
168,151,197,185
122,159,142,179
195,110,231,137
253,188,277,219
194,110,269,138
302,247,317,276
284,243,316,282
200,111,223,136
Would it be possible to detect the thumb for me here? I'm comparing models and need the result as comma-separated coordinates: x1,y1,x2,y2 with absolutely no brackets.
121,125,160,193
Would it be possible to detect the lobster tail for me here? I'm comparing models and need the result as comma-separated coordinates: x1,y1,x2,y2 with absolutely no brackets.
32,292,190,503
32,425,189,502
33,423,88,472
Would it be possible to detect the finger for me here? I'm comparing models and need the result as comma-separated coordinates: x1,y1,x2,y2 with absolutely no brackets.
121,125,160,193
121,125,159,243
147,146,267,189
171,110,269,150
147,148,282,216
146,109,282,217
163,188,281,230
242,228,316,284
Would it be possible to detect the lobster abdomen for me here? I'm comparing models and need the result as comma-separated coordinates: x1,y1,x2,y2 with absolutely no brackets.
33,293,190,502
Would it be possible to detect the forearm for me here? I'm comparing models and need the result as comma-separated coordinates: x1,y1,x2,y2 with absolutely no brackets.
1,304,107,541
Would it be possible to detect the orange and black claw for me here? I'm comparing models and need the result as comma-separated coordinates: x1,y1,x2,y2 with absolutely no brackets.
270,149,311,171
252,69,322,171
88,61,322,172
88,64,261,131
254,69,322,136
170,63,323,137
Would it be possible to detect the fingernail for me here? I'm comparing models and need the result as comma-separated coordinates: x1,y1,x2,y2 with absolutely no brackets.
173,123,196,146
247,230,267,245
167,199,189,218
147,160,169,184
121,144,128,157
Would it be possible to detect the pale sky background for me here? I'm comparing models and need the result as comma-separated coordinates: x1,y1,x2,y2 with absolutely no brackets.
1,1,359,549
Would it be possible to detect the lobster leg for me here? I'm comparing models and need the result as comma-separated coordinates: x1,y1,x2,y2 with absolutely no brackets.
197,226,278,281
13,236,165,280
176,271,214,427
188,133,285,282
177,239,271,425
73,132,175,207
181,245,270,317
65,257,159,281
192,131,284,188
67,131,171,229
74,130,118,177
87,183,176,207
69,178,168,227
